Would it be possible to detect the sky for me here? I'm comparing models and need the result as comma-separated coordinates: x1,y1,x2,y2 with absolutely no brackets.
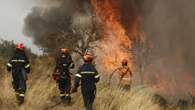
0,0,41,54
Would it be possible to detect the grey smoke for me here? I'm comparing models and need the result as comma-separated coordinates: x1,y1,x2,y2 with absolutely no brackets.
138,0,195,98
142,0,195,77
23,0,100,52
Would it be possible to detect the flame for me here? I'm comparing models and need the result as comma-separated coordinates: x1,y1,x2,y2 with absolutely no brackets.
90,0,142,73
91,0,131,48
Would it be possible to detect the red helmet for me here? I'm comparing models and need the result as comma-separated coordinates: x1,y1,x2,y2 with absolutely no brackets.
121,59,128,66
60,48,69,54
16,43,25,50
84,53,93,62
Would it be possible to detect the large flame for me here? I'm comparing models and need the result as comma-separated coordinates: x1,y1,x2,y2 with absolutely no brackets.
91,0,132,48
90,0,141,73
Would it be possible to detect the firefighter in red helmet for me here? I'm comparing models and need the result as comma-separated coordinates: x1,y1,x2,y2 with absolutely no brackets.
53,48,75,104
16,43,25,50
109,59,133,90
7,43,30,105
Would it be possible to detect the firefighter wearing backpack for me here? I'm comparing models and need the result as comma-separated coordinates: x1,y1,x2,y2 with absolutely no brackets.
72,53,100,110
6,43,30,105
53,48,75,103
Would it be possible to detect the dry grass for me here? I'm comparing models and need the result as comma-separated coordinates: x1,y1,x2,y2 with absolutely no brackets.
0,57,194,110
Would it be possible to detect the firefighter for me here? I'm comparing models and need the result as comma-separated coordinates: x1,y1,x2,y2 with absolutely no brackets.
72,53,100,110
109,59,133,90
53,48,75,104
6,43,30,105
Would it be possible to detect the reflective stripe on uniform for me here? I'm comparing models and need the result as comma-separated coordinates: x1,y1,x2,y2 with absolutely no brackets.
25,64,30,68
95,74,100,79
75,74,82,78
11,60,25,63
65,94,70,97
19,94,25,97
81,71,95,74
7,63,12,67
63,64,67,66
60,93,66,97
69,63,74,67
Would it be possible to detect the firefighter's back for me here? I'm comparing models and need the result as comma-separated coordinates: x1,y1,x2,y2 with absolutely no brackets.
79,63,97,89
11,52,27,73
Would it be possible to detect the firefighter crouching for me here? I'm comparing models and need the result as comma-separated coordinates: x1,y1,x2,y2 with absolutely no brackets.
53,48,75,104
72,53,100,110
6,43,30,105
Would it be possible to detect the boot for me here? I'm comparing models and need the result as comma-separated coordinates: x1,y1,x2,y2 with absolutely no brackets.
17,93,25,105
65,95,71,104
60,93,66,101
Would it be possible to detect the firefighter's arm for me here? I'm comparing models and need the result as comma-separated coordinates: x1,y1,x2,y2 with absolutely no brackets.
54,57,60,72
109,68,120,82
52,61,60,81
53,66,58,73
72,75,81,93
120,73,125,80
52,57,60,81
74,73,81,88
68,55,75,69
72,69,82,93
69,62,75,69
119,73,125,83
52,68,60,82
94,69,100,83
6,60,12,72
53,57,60,73
24,59,30,73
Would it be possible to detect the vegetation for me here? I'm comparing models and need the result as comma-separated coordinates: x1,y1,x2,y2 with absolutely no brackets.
0,55,194,110
0,39,37,59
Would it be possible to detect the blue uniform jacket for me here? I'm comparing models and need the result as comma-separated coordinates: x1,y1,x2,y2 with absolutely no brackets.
75,62,100,90
7,50,30,74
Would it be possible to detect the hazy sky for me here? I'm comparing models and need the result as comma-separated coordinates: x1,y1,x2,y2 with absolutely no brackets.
0,0,40,54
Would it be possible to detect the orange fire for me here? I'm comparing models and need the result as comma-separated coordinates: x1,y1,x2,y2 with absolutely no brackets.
91,0,131,48
90,0,141,73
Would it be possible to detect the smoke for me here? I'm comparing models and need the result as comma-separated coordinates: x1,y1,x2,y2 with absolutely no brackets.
138,0,195,99
23,0,100,52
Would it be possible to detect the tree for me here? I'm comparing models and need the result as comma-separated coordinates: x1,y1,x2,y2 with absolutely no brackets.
0,39,37,59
